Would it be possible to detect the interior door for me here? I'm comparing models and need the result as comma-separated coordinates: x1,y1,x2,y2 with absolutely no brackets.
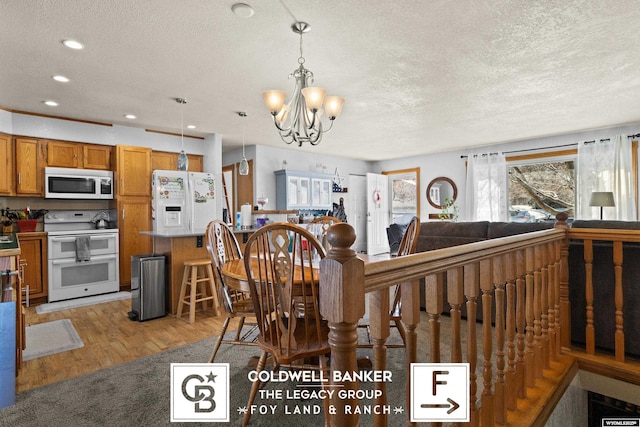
366,173,390,255
346,174,367,253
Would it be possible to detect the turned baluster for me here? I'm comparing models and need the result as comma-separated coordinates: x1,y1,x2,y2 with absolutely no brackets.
425,273,443,363
492,255,506,424
540,242,550,369
553,240,562,358
464,262,480,427
613,241,625,362
533,245,543,378
401,277,421,423
320,223,365,427
554,212,571,350
515,249,527,399
447,267,464,363
547,241,557,361
368,289,390,427
584,239,595,354
504,252,518,411
525,246,536,388
480,258,495,426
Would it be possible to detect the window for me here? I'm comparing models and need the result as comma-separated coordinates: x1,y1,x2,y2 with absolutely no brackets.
383,168,420,224
507,156,575,223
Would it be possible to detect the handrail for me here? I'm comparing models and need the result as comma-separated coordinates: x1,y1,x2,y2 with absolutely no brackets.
319,220,640,426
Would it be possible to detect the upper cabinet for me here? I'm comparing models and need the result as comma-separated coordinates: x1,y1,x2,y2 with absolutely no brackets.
82,144,112,170
116,145,152,197
275,170,333,210
45,140,112,170
46,140,81,168
151,151,204,172
0,133,14,195
151,151,176,171
15,137,43,196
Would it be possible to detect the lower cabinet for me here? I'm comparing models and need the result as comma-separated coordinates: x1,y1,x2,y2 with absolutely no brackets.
16,233,48,303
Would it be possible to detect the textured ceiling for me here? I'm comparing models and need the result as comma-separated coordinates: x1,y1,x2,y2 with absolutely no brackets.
2,1,640,161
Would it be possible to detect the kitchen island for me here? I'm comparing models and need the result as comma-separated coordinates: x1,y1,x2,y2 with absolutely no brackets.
139,231,211,316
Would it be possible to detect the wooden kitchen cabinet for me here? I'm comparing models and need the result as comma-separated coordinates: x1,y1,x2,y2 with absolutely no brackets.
0,133,14,195
187,154,203,172
82,144,112,170
151,151,203,172
16,233,48,303
151,151,176,171
46,140,81,168
14,137,43,196
116,145,151,197
116,197,151,287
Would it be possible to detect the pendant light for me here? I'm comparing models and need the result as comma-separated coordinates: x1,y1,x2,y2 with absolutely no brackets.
176,98,189,171
238,111,249,176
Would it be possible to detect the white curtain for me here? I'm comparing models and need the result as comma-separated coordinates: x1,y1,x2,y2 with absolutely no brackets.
465,152,508,221
577,134,636,220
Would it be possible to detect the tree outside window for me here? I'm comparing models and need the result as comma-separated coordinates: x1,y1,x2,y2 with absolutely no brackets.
508,159,575,223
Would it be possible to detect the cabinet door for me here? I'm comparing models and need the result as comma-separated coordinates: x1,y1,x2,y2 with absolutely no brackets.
82,144,112,170
0,133,14,195
319,178,332,208
116,145,151,197
46,140,81,168
15,138,42,195
151,151,176,171
16,234,47,300
187,154,203,172
117,198,152,286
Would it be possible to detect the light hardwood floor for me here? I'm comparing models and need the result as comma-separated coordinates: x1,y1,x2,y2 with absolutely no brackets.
17,299,233,393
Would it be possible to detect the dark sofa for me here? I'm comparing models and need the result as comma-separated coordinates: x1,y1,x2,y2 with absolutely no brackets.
415,220,555,319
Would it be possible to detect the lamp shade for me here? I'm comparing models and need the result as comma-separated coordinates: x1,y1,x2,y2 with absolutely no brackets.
262,90,287,114
301,86,327,111
589,191,615,207
324,96,345,119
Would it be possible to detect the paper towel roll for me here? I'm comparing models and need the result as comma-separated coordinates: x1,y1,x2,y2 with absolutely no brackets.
241,204,252,228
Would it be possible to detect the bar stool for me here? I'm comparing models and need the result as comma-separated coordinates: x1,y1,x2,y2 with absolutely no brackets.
176,259,219,323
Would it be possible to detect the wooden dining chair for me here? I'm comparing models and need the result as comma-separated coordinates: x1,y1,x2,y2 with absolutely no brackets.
309,215,342,250
204,220,257,363
242,222,330,426
360,215,421,348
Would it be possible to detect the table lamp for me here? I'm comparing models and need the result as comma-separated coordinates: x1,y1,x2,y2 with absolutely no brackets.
589,191,615,220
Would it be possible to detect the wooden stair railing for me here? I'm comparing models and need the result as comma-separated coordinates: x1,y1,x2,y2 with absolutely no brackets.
320,221,575,427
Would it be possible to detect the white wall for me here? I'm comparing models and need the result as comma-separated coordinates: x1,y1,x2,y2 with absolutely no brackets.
373,123,640,221
222,144,371,213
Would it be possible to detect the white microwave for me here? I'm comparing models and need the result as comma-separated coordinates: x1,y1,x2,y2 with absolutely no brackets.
45,167,114,199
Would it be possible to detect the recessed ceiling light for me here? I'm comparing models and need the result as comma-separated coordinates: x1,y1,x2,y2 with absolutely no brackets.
124,114,137,119
43,100,58,107
52,75,70,83
231,3,254,18
62,39,84,50
187,125,196,129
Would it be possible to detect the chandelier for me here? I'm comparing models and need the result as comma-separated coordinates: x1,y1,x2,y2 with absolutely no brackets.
262,21,345,146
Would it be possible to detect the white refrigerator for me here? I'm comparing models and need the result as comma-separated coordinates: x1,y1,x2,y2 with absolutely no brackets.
152,170,217,234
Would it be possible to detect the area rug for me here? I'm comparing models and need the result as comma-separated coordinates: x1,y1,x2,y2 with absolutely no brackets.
35,292,131,314
0,324,427,426
22,319,84,361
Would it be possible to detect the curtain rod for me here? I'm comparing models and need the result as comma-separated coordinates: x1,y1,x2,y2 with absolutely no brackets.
460,133,640,158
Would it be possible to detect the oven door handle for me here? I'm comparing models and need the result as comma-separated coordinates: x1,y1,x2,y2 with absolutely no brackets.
50,236,86,243
51,254,118,265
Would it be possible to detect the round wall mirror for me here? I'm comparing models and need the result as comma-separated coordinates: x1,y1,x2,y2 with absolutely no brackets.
426,176,457,209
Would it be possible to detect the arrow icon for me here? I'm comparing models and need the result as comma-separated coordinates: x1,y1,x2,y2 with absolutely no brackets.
421,398,460,414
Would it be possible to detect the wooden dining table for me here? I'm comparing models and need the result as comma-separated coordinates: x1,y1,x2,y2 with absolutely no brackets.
220,256,322,294
220,253,390,293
